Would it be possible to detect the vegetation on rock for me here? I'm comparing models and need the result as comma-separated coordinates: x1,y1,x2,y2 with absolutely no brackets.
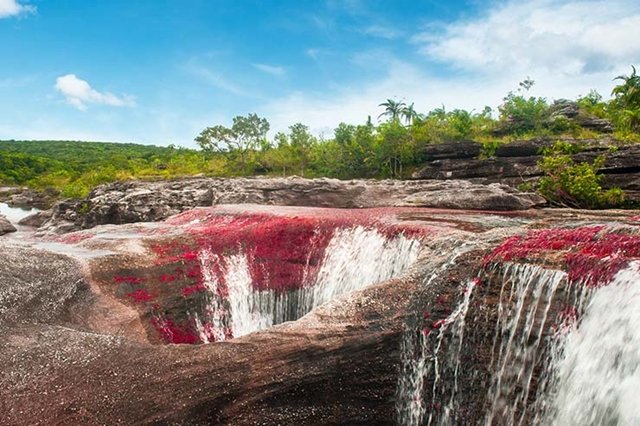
537,141,625,208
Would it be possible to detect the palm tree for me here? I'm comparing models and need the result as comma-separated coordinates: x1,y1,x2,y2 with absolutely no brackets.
400,102,420,125
378,99,406,122
612,65,640,131
612,65,640,107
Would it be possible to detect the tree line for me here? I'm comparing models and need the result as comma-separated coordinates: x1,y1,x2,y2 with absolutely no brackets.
0,67,639,200
194,67,640,179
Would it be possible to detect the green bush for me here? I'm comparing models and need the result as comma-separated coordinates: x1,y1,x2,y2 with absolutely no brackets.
537,142,625,208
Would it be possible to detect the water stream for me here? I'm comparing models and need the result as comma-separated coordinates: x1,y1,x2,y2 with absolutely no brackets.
540,262,640,425
0,202,38,223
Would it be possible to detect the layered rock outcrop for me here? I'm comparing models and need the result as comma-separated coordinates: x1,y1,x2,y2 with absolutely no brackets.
412,138,640,201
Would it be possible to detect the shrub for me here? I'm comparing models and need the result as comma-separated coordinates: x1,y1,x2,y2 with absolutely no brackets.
537,142,625,208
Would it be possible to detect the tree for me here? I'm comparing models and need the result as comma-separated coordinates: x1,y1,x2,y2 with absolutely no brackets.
400,102,420,125
376,120,412,178
262,132,297,176
288,123,316,176
195,113,270,175
378,99,406,122
498,79,548,135
537,141,625,208
611,65,640,131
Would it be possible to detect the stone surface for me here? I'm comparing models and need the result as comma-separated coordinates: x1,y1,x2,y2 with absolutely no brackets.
1,206,640,424
0,214,16,235
17,209,52,227
2,205,639,424
412,138,640,201
0,187,58,209
37,177,545,234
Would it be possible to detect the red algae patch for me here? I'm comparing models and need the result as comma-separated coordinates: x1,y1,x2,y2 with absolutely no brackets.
485,225,640,286
96,206,434,344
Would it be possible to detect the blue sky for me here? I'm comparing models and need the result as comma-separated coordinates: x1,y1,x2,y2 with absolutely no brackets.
1,0,639,147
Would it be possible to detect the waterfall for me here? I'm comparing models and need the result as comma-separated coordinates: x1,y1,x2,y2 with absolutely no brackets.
396,262,571,426
540,261,640,425
484,263,567,425
311,226,420,309
195,226,421,341
396,252,640,426
395,242,476,426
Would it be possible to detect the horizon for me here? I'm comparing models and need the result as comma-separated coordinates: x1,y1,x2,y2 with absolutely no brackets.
1,0,639,147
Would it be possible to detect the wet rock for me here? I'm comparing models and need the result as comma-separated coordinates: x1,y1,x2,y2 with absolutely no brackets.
1,206,639,424
18,209,52,227
0,214,16,235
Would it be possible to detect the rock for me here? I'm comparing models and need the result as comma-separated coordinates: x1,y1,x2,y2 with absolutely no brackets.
399,181,545,210
548,100,614,133
17,209,52,227
0,214,16,235
412,139,640,201
417,140,482,160
2,206,639,424
412,155,542,180
549,99,580,118
1,187,59,209
39,177,545,234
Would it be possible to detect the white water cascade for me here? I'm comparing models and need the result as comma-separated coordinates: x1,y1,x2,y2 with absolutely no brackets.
396,257,640,425
196,226,421,341
485,263,567,425
395,243,476,426
540,261,640,425
397,262,572,425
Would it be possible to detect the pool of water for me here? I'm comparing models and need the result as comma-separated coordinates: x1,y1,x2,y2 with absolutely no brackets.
0,202,39,223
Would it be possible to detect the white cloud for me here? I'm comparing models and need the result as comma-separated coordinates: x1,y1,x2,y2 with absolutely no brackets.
55,74,135,110
257,0,640,137
415,0,640,76
252,63,286,77
0,0,35,18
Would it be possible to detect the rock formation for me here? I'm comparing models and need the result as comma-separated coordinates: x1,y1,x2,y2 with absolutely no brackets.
0,214,16,235
2,203,639,425
412,138,640,202
36,177,545,234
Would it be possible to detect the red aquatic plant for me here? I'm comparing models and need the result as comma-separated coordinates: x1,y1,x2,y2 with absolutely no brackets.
151,317,200,344
485,225,640,286
114,275,144,285
125,289,154,303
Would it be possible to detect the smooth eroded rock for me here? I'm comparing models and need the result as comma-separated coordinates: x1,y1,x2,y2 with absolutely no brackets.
0,214,16,235
38,177,545,234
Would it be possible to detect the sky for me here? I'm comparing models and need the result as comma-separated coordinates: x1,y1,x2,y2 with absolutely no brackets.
1,0,639,147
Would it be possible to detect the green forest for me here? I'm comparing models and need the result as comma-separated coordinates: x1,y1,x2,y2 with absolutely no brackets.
1,67,639,205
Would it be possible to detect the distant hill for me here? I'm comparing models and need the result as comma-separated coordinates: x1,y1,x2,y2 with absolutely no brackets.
0,140,223,197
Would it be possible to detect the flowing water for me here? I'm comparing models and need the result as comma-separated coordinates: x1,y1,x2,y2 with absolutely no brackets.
395,242,476,426
195,226,421,342
0,202,38,223
539,262,640,425
396,257,640,425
